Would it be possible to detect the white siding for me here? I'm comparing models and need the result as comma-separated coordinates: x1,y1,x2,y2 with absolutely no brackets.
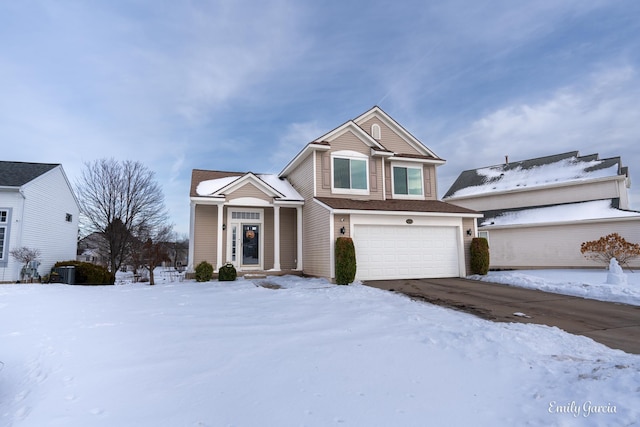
0,191,25,282
18,166,79,280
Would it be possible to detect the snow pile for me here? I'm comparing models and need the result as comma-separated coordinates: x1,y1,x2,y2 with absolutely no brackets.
606,258,627,286
1,275,639,426
453,158,619,197
481,200,640,226
471,268,640,306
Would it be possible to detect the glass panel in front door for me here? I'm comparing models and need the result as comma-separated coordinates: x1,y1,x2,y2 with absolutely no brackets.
242,224,259,265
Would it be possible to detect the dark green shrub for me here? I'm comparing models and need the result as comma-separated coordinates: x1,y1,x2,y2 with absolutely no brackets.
195,261,214,282
218,263,237,281
53,261,115,285
470,237,490,275
335,237,356,285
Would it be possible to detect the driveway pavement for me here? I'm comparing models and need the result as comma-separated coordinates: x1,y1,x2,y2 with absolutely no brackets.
363,277,640,354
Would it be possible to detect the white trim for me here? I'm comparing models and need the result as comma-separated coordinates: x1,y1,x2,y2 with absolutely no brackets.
331,151,369,196
296,206,303,270
313,121,386,151
279,143,330,178
273,205,281,271
188,201,196,271
390,162,424,200
226,208,265,271
329,213,335,279
388,155,446,165
226,197,271,206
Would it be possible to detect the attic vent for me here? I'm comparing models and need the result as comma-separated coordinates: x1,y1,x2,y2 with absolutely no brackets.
371,123,381,140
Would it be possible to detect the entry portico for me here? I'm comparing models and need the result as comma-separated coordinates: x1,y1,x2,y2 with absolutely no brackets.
189,171,303,273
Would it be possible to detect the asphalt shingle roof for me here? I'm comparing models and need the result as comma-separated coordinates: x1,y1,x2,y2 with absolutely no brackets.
315,197,479,215
0,161,59,187
443,151,625,199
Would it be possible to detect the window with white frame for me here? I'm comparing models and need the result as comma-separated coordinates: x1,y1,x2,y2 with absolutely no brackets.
332,152,368,194
392,164,423,197
0,209,8,262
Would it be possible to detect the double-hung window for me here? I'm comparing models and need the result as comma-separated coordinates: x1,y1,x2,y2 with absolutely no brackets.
392,164,423,198
0,209,8,264
332,152,368,194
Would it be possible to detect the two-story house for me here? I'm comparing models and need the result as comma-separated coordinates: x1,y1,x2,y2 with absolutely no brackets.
188,107,481,281
443,151,640,269
0,161,80,282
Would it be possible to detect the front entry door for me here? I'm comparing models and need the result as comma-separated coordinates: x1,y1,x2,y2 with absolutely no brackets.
242,224,260,266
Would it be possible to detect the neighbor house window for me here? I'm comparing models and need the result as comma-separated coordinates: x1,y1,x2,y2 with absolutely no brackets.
0,209,8,263
333,154,368,194
392,165,423,197
66,213,73,222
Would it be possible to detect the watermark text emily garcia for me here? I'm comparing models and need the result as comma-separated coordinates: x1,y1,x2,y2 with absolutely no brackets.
548,400,617,418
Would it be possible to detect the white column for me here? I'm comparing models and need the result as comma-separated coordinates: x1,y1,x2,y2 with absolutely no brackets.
296,205,303,271
273,205,281,271
216,203,224,271
187,201,196,272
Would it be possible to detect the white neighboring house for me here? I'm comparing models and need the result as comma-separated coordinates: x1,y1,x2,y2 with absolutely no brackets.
0,161,79,282
443,151,640,269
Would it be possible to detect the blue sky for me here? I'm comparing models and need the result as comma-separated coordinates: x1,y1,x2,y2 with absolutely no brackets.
2,1,640,236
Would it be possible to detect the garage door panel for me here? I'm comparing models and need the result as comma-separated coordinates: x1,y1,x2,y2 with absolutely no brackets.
354,225,459,281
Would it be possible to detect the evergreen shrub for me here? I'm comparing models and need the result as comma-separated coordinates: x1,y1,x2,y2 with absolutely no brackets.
53,261,115,285
470,237,490,275
335,237,357,285
218,263,237,281
195,261,214,282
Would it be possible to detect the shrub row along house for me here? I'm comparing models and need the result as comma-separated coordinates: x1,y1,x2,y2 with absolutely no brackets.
443,151,640,269
0,161,79,282
189,107,482,282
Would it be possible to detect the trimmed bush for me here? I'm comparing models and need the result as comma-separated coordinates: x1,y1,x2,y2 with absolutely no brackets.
470,237,490,275
218,263,237,281
53,261,115,285
195,261,214,282
335,237,356,285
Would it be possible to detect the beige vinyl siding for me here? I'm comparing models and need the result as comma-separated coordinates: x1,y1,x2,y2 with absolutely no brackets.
486,218,640,269
279,207,298,270
334,214,350,238
303,201,331,277
462,217,476,275
193,204,218,267
287,153,314,199
227,183,273,203
359,117,422,155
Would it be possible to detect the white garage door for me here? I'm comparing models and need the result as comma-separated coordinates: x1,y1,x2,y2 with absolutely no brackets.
354,225,460,280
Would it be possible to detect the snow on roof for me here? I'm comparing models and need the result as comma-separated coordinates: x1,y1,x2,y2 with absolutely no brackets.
195,174,303,201
481,200,640,227
256,174,303,200
448,154,621,198
195,176,240,196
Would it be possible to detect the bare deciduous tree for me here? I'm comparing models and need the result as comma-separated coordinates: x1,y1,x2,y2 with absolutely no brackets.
131,225,173,285
75,159,170,274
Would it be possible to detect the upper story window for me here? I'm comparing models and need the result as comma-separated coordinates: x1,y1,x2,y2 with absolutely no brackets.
332,151,369,195
392,164,423,198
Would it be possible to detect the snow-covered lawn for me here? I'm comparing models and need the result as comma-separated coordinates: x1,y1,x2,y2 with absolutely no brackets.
1,272,639,426
471,267,640,306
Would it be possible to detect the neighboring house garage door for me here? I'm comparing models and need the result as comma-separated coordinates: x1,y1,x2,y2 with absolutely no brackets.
353,225,460,280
